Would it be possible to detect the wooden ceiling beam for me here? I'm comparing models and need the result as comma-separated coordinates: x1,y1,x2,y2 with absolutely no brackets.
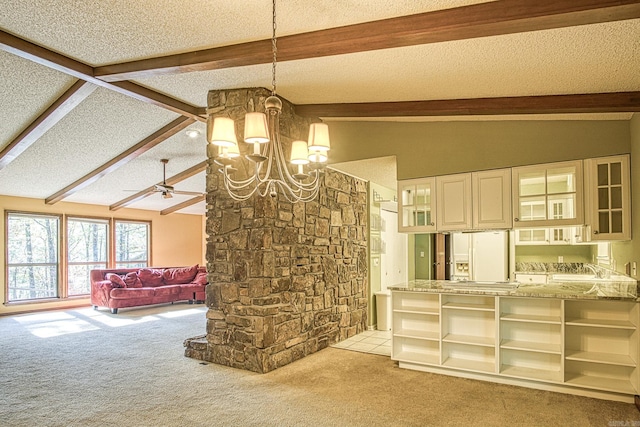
0,80,96,170
93,0,640,82
45,116,195,205
295,92,640,117
109,160,207,211
160,194,206,216
0,30,205,122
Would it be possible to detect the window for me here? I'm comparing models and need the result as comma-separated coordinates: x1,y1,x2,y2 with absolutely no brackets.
115,221,149,268
67,218,109,296
7,213,60,302
5,213,152,304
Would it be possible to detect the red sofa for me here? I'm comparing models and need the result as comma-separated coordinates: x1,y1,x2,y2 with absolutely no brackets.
90,265,207,314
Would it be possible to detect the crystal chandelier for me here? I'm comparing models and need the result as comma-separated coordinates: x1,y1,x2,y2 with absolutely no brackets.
206,0,330,203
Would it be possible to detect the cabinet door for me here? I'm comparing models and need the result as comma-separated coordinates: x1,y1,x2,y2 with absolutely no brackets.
398,178,437,232
512,160,583,228
436,173,472,231
584,155,631,241
472,169,512,229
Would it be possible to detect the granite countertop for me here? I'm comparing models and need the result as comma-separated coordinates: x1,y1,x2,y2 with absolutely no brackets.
388,278,638,301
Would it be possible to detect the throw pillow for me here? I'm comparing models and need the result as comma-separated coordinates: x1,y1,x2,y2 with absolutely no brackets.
124,271,143,288
137,268,164,287
192,272,208,286
105,273,126,288
163,264,199,285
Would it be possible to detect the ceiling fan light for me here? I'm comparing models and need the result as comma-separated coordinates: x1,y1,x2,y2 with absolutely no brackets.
290,140,310,165
208,116,237,147
307,123,330,152
162,191,172,199
244,112,270,143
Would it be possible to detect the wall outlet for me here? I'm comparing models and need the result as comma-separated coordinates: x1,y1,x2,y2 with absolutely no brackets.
558,256,564,263
633,262,637,277
420,251,425,258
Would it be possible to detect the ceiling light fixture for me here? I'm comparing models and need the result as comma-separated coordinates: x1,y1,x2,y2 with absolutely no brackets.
206,0,330,203
185,129,201,139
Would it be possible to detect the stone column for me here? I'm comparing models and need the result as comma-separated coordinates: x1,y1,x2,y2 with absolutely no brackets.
184,88,368,373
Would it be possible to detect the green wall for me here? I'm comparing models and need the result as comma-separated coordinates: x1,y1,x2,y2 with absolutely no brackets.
515,245,594,264
328,120,630,180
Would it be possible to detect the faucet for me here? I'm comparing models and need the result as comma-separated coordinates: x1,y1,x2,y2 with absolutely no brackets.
584,264,604,279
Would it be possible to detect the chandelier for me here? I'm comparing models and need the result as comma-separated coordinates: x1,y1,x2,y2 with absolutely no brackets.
206,0,330,203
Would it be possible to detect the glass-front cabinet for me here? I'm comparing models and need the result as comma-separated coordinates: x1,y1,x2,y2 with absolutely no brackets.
398,178,436,232
584,155,631,241
512,160,583,228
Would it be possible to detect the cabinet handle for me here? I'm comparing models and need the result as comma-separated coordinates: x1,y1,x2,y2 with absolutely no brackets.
430,222,435,226
593,230,599,235
514,218,519,222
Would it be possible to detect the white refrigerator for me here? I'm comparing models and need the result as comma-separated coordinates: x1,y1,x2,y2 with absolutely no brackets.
451,231,508,282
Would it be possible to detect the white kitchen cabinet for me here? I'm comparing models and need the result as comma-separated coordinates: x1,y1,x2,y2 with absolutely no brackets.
583,155,631,241
514,226,584,245
512,160,583,228
391,291,639,402
472,168,512,229
398,178,436,232
436,173,472,231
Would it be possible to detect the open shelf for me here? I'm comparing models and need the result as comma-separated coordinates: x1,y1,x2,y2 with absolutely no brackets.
443,334,495,347
441,295,495,312
564,373,637,395
393,292,440,313
500,339,561,354
391,290,640,399
393,350,440,366
442,302,495,312
500,313,561,324
565,350,636,367
565,318,635,329
394,328,439,341
394,307,439,315
500,365,563,383
442,357,495,373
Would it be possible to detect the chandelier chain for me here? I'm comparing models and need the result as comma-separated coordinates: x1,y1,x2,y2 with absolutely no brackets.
271,0,277,95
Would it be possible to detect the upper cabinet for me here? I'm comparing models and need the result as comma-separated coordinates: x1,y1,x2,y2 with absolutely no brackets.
472,168,512,230
398,177,437,233
512,160,584,228
436,173,472,231
584,155,631,241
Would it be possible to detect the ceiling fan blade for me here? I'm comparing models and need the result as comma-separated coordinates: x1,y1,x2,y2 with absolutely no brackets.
173,190,205,196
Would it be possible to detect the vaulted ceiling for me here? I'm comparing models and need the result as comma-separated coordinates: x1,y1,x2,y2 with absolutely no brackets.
1,0,639,215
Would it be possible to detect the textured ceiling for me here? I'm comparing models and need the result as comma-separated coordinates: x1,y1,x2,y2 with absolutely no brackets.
0,1,638,215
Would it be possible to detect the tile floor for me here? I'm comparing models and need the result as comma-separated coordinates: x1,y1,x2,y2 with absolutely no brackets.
331,329,392,356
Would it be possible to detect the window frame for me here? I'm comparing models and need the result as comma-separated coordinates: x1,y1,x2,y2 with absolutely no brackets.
5,211,62,303
114,219,151,269
4,212,152,305
66,216,111,297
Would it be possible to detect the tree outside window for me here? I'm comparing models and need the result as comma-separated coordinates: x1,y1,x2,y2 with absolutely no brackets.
67,218,108,296
7,213,60,302
115,221,149,268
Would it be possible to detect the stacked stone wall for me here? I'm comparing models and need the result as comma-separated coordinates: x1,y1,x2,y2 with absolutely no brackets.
185,88,368,373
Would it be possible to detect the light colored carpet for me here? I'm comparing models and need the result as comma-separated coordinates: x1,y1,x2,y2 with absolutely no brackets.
1,303,639,427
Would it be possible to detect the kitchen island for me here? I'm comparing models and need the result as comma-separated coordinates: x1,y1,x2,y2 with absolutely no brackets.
388,277,639,402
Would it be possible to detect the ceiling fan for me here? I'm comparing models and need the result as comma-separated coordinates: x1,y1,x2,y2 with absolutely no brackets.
150,159,203,199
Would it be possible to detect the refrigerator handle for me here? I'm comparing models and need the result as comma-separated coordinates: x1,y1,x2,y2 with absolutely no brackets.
469,245,474,281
